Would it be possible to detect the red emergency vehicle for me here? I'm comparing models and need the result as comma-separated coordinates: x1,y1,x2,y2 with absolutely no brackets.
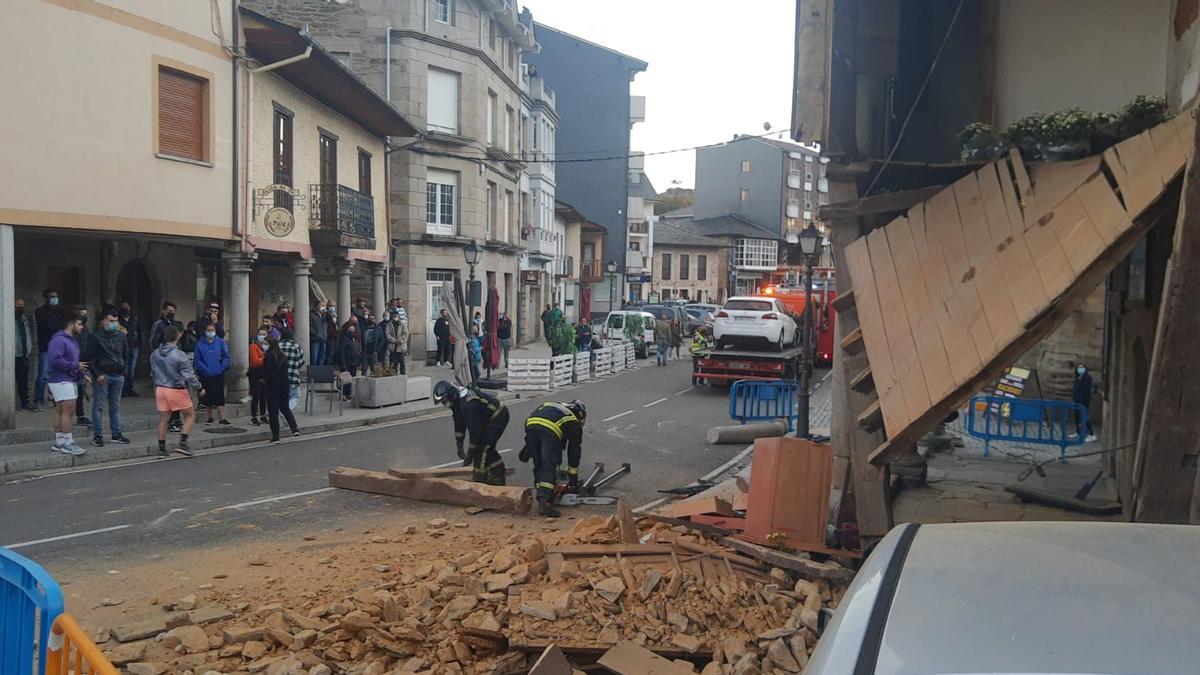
761,267,837,365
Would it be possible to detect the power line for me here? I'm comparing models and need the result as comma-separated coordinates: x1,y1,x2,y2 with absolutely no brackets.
863,0,965,197
405,125,795,166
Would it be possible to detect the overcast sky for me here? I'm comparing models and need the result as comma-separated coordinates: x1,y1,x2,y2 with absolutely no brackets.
521,0,797,191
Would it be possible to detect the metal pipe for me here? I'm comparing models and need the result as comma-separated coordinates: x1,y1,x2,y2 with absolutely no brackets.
592,462,631,490
232,0,241,239
797,259,814,438
250,44,312,74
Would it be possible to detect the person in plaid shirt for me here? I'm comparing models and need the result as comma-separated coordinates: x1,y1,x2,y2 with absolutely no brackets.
278,328,306,411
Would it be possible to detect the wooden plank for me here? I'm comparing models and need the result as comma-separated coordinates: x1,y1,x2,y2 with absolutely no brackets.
1026,156,1103,228
839,326,864,355
670,496,734,519
329,467,533,513
521,641,707,666
1022,206,1076,300
868,225,928,426
1009,148,1034,219
1136,117,1200,524
955,171,1020,356
856,399,882,432
1076,171,1132,246
388,466,514,479
1045,192,1105,276
1111,131,1160,214
546,544,675,557
930,183,994,364
744,437,832,551
615,499,638,544
849,367,874,393
844,237,895,389
869,184,1181,466
717,537,856,583
888,213,954,403
529,645,572,675
831,289,856,312
980,162,1040,327
910,200,979,385
878,383,907,436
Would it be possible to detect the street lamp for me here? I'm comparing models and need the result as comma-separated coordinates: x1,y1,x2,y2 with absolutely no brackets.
462,240,481,367
796,223,821,439
605,260,618,313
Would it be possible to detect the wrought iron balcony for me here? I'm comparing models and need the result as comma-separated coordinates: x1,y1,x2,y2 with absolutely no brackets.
581,259,604,283
309,184,375,250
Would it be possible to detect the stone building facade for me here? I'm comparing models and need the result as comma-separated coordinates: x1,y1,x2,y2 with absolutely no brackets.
242,0,538,357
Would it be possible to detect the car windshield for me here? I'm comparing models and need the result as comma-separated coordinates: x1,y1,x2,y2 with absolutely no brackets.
724,300,773,312
607,315,623,329
644,307,674,320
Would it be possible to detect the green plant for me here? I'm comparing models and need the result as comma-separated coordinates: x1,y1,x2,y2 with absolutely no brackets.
959,122,1008,161
549,322,577,355
959,122,993,146
1004,113,1046,146
1118,95,1168,136
1039,108,1096,144
624,314,646,344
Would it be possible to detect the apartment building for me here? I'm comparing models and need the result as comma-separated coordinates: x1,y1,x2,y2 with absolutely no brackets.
625,155,659,303
516,61,561,343
694,135,828,242
525,25,648,311
0,0,241,426
242,0,539,358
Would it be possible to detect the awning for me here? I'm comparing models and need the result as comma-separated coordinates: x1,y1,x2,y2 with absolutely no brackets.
843,113,1194,465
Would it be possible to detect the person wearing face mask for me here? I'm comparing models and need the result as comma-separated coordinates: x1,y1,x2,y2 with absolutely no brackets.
323,305,340,364
1073,363,1096,443
72,305,92,427
385,309,409,375
14,299,36,411
193,321,231,424
117,301,143,397
248,328,269,425
47,313,89,456
202,303,225,339
149,301,184,432
84,308,130,447
33,288,64,408
309,302,328,368
337,321,362,401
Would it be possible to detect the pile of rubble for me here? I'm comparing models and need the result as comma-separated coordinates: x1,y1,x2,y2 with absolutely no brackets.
102,512,850,674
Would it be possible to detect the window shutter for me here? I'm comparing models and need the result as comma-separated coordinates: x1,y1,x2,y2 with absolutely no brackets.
427,68,459,134
159,68,204,161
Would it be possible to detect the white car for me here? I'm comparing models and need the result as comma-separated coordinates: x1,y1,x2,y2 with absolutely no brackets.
713,296,798,351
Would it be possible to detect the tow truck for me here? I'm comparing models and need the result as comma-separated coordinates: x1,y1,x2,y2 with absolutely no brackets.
693,268,837,384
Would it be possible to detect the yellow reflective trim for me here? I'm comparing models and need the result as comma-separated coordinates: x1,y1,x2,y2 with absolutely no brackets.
526,417,564,439
567,467,579,475
536,481,556,489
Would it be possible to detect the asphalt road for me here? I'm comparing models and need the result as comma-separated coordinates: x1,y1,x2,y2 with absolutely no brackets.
0,358,785,567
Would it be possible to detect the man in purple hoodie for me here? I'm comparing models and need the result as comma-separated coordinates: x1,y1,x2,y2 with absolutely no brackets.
46,313,88,455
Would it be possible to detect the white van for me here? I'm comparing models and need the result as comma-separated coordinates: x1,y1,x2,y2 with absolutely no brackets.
602,310,657,358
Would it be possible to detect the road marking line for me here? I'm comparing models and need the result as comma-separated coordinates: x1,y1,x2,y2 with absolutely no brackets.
601,410,634,422
215,487,337,511
428,448,513,469
820,371,832,384
634,497,667,513
642,397,669,408
5,525,131,549
148,507,185,527
673,386,695,396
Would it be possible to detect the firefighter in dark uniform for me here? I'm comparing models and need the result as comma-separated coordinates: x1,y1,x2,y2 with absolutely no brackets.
520,399,587,517
433,380,509,485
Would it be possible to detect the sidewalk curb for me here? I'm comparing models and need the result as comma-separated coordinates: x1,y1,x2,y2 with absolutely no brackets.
1,392,519,476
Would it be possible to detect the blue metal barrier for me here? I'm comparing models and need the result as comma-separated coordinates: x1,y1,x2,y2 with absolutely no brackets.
965,395,1088,460
729,379,798,431
2,547,64,675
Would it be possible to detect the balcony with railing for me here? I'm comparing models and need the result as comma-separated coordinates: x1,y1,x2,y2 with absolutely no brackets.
309,184,375,250
628,220,650,235
556,254,574,278
527,226,555,258
630,95,646,124
581,259,604,283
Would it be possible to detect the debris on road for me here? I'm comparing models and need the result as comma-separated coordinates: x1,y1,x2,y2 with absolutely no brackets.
100,508,848,673
329,466,534,514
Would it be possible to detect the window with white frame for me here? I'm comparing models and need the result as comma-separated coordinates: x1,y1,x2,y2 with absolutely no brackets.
426,169,457,235
427,68,459,134
506,105,515,152
740,189,749,202
486,91,497,146
502,189,513,242
804,154,813,163
741,160,751,173
433,0,452,24
734,238,778,270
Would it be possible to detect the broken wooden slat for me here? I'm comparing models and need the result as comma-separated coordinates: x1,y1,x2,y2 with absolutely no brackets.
830,289,855,312
911,196,979,386
328,466,533,513
839,326,864,355
615,499,638,544
717,537,855,583
528,644,572,675
856,400,882,433
817,184,945,220
546,544,675,556
460,628,508,655
849,367,874,393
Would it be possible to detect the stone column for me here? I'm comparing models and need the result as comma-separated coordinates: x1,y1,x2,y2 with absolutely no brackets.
291,259,314,362
222,250,256,403
335,258,355,326
0,225,15,430
370,262,387,319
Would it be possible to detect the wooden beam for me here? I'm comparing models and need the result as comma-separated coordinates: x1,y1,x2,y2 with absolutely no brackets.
840,327,864,355
856,400,882,432
849,367,874,393
818,185,945,221
868,184,1183,466
717,537,855,583
1137,119,1200,523
615,499,639,544
831,289,856,313
329,466,533,514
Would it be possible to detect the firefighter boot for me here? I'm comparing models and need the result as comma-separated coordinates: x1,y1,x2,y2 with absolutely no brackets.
537,496,561,518
487,462,507,486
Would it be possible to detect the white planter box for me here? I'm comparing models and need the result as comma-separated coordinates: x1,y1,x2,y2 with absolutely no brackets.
353,375,432,408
